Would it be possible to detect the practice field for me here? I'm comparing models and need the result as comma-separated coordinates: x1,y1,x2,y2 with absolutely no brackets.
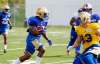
0,26,75,64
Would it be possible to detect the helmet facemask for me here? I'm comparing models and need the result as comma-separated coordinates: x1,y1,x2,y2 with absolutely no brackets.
2,5,10,13
79,12,91,24
82,8,92,14
81,3,92,14
43,12,49,20
4,9,9,13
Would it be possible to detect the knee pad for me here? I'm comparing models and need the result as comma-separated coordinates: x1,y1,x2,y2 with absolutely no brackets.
32,39,41,49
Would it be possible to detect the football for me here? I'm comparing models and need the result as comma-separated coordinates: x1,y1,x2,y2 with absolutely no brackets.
32,26,43,35
36,26,43,32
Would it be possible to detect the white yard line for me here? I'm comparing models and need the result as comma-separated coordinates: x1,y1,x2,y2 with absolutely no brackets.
48,32,65,34
9,60,72,64
0,44,66,52
45,60,72,64
0,48,24,51
8,60,36,64
52,44,66,46
45,61,67,64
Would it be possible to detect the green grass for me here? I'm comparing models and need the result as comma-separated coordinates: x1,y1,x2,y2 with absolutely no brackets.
0,26,75,64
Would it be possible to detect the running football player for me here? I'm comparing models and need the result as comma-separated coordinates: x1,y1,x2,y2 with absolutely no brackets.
67,12,100,64
0,5,12,53
12,7,52,64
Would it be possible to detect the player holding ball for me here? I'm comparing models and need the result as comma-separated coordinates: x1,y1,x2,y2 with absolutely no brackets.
12,7,52,64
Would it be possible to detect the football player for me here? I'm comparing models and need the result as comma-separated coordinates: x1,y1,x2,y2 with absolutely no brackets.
80,3,100,23
12,7,52,64
67,10,81,56
78,3,100,63
0,5,12,53
67,12,100,64
67,3,100,57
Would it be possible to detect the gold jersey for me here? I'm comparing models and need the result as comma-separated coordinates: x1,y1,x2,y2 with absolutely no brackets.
75,23,100,50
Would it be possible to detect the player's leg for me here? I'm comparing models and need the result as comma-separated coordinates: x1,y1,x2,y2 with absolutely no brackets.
2,33,7,53
97,54,100,63
12,45,35,64
12,35,36,64
75,45,81,56
73,54,85,64
37,47,45,57
83,53,97,64
13,52,32,64
12,44,35,64
35,45,45,64
32,39,45,64
73,53,97,64
73,57,82,64
2,28,9,53
20,51,32,62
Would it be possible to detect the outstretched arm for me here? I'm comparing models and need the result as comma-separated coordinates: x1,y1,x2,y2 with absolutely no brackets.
42,32,52,46
42,32,49,40
67,36,81,55
8,20,12,29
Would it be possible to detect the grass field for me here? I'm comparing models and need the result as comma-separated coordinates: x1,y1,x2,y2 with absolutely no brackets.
0,26,75,64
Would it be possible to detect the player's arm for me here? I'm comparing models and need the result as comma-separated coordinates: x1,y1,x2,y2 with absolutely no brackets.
70,17,76,26
27,25,37,34
42,32,52,46
27,26,33,32
27,18,39,35
67,35,81,55
8,20,12,29
96,29,100,36
73,36,81,48
42,32,48,40
7,15,12,29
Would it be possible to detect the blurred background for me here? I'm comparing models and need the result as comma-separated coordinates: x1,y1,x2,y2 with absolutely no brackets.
0,0,24,27
26,0,100,26
0,0,100,64
0,0,100,26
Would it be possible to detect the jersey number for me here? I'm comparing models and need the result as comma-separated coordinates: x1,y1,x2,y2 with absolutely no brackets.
81,34,92,43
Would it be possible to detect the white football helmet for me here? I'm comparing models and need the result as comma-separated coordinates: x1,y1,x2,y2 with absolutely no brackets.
82,3,92,10
80,3,92,13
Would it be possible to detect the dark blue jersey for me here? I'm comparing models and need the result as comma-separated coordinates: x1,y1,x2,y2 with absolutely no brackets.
73,16,81,26
91,13,100,23
28,16,47,27
0,11,11,25
28,16,48,36
70,16,81,30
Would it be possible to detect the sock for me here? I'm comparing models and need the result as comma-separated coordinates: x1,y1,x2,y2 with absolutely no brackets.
4,45,7,50
35,56,42,64
12,58,21,64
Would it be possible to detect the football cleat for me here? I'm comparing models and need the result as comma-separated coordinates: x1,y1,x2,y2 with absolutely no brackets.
4,49,7,53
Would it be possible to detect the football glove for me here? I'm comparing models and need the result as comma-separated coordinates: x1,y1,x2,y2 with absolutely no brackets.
9,25,12,29
67,46,73,55
47,40,52,46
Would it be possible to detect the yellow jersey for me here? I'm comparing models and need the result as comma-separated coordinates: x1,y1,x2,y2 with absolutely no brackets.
75,23,100,50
